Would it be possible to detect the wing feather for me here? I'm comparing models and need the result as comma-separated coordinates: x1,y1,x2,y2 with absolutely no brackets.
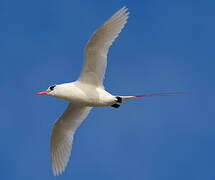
78,7,129,87
50,104,92,176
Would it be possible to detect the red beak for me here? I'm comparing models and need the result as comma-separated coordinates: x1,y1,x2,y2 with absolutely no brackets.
35,90,49,95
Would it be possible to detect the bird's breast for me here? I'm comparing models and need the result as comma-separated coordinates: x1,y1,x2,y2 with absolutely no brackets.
54,82,116,107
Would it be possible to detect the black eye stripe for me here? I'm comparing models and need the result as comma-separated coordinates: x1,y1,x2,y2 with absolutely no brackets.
49,85,56,91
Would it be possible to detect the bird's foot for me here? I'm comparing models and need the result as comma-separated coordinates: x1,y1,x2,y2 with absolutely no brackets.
111,104,120,108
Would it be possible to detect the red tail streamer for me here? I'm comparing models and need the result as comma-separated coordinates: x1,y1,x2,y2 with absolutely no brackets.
135,92,189,98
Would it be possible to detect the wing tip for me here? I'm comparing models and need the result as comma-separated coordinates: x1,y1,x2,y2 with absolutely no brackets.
120,7,130,22
51,153,71,176
121,6,129,15
53,170,63,176
115,6,129,17
121,6,128,11
51,144,72,176
52,163,67,176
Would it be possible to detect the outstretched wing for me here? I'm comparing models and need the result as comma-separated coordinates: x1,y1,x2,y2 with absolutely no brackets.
78,6,129,87
50,103,92,176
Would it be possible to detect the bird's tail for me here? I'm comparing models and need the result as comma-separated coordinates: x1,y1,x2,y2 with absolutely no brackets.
119,92,189,102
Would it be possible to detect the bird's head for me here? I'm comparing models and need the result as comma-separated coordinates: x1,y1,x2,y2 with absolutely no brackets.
36,84,57,96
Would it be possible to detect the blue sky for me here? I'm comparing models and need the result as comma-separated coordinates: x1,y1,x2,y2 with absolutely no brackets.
0,0,215,179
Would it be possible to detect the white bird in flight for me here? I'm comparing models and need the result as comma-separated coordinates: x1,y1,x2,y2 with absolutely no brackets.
36,6,184,176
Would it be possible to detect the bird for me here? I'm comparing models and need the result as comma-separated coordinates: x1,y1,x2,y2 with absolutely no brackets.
36,6,185,176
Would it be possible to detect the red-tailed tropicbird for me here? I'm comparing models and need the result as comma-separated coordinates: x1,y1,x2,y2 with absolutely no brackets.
36,7,185,176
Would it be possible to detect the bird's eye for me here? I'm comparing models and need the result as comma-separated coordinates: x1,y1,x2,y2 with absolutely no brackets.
49,85,56,91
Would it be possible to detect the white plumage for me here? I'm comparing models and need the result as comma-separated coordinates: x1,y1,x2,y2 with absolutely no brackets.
79,6,129,87
36,6,183,176
49,7,129,175
50,105,92,176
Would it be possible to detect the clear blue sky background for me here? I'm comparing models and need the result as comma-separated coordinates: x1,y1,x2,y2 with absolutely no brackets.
0,0,214,179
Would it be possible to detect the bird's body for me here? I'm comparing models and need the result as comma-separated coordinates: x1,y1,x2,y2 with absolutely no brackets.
50,81,116,107
36,6,184,176
36,7,131,175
